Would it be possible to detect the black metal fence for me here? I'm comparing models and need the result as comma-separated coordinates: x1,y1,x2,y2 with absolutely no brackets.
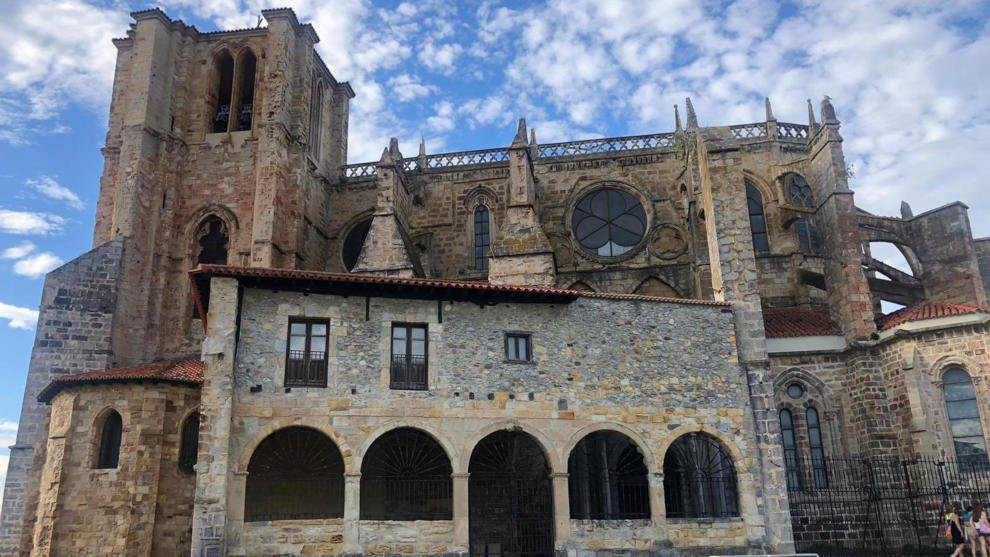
788,456,990,555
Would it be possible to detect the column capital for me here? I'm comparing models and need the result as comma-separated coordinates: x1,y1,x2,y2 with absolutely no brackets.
344,472,361,480
550,472,569,480
451,472,471,479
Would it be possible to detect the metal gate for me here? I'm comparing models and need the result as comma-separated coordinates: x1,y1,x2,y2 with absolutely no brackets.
469,431,554,557
788,456,990,556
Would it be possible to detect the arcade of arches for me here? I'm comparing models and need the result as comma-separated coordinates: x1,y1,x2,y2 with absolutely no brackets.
241,425,739,555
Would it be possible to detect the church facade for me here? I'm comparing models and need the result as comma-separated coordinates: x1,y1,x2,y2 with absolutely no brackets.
2,8,990,557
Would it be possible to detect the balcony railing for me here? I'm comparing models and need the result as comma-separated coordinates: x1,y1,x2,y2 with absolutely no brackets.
285,350,327,387
390,354,427,390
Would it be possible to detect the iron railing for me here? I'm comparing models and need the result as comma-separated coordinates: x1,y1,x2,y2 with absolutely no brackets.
390,354,427,390
360,477,452,520
788,456,990,555
285,350,327,387
340,123,810,179
244,477,344,522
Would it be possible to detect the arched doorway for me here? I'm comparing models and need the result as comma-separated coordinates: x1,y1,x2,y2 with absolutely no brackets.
469,430,554,557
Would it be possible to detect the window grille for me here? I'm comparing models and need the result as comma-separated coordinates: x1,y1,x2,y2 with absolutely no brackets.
663,432,739,518
780,409,803,490
943,367,989,468
474,201,490,270
285,319,329,387
245,427,345,521
95,410,122,469
360,428,452,520
568,431,650,519
391,324,427,390
746,182,769,253
505,333,531,362
179,412,199,474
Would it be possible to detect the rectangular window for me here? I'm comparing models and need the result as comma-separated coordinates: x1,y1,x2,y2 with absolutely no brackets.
285,318,329,387
391,324,428,390
505,333,531,362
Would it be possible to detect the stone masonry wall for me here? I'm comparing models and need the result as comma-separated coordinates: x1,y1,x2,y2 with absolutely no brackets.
192,284,775,556
0,238,125,556
36,383,199,557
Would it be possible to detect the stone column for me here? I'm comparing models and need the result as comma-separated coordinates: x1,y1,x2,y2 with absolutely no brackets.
551,472,570,546
452,473,470,551
29,394,75,556
343,473,361,554
648,472,665,534
191,277,239,557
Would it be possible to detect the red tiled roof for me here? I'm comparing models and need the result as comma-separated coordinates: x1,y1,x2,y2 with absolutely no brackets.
877,300,990,331
38,356,203,403
189,265,730,307
763,306,840,338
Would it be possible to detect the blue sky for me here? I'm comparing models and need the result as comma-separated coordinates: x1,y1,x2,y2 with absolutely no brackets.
1,0,989,495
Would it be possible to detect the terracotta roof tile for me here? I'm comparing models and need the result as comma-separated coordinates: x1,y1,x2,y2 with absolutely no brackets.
190,265,730,307
38,356,203,403
877,300,990,331
763,306,839,338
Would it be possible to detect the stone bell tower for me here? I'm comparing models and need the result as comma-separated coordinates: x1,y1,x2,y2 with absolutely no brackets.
0,8,353,553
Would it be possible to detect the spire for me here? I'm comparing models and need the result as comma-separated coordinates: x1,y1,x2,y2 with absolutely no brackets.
418,138,426,157
821,95,838,124
674,104,682,131
530,128,536,146
900,201,914,220
765,97,775,121
388,136,401,158
685,97,698,129
511,118,528,148
807,99,816,126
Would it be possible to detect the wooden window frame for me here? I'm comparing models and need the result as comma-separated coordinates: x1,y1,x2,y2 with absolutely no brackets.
504,332,532,363
390,323,429,390
284,317,330,388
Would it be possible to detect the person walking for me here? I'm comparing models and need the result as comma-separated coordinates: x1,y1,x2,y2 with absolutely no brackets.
948,503,966,557
971,503,990,557
964,506,978,557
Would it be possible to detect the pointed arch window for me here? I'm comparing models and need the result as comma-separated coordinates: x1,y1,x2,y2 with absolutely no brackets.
309,75,324,159
212,52,235,133
193,217,229,318
746,182,769,253
779,409,802,490
806,407,828,488
179,412,200,474
786,174,820,253
95,410,122,469
234,50,256,131
943,367,989,468
474,199,490,270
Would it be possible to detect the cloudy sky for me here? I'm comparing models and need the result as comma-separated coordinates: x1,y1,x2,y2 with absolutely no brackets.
0,0,988,499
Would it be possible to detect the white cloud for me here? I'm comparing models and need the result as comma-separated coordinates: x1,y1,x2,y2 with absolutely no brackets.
0,1,128,143
0,421,16,449
12,252,63,279
27,176,83,210
0,209,64,235
387,74,437,103
426,101,455,133
0,242,35,260
0,302,38,329
418,42,463,75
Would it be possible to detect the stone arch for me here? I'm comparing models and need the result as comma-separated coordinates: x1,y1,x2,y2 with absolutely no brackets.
178,410,200,474
566,280,596,292
360,427,453,520
562,422,658,475
461,420,561,475
932,354,987,381
186,204,239,256
338,209,375,272
209,47,236,133
231,47,257,131
865,241,923,279
462,185,500,212
633,276,681,298
236,418,354,474
742,170,778,204
565,179,652,262
355,420,459,474
244,426,346,522
661,429,741,518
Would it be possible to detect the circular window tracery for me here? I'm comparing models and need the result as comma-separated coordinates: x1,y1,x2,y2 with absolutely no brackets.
787,383,804,399
571,188,646,258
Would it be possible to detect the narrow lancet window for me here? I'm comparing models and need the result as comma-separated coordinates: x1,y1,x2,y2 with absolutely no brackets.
213,52,234,133
787,174,820,252
474,200,490,270
746,182,769,253
806,407,828,488
235,50,256,131
943,367,989,468
95,410,122,469
779,409,802,490
309,77,324,159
